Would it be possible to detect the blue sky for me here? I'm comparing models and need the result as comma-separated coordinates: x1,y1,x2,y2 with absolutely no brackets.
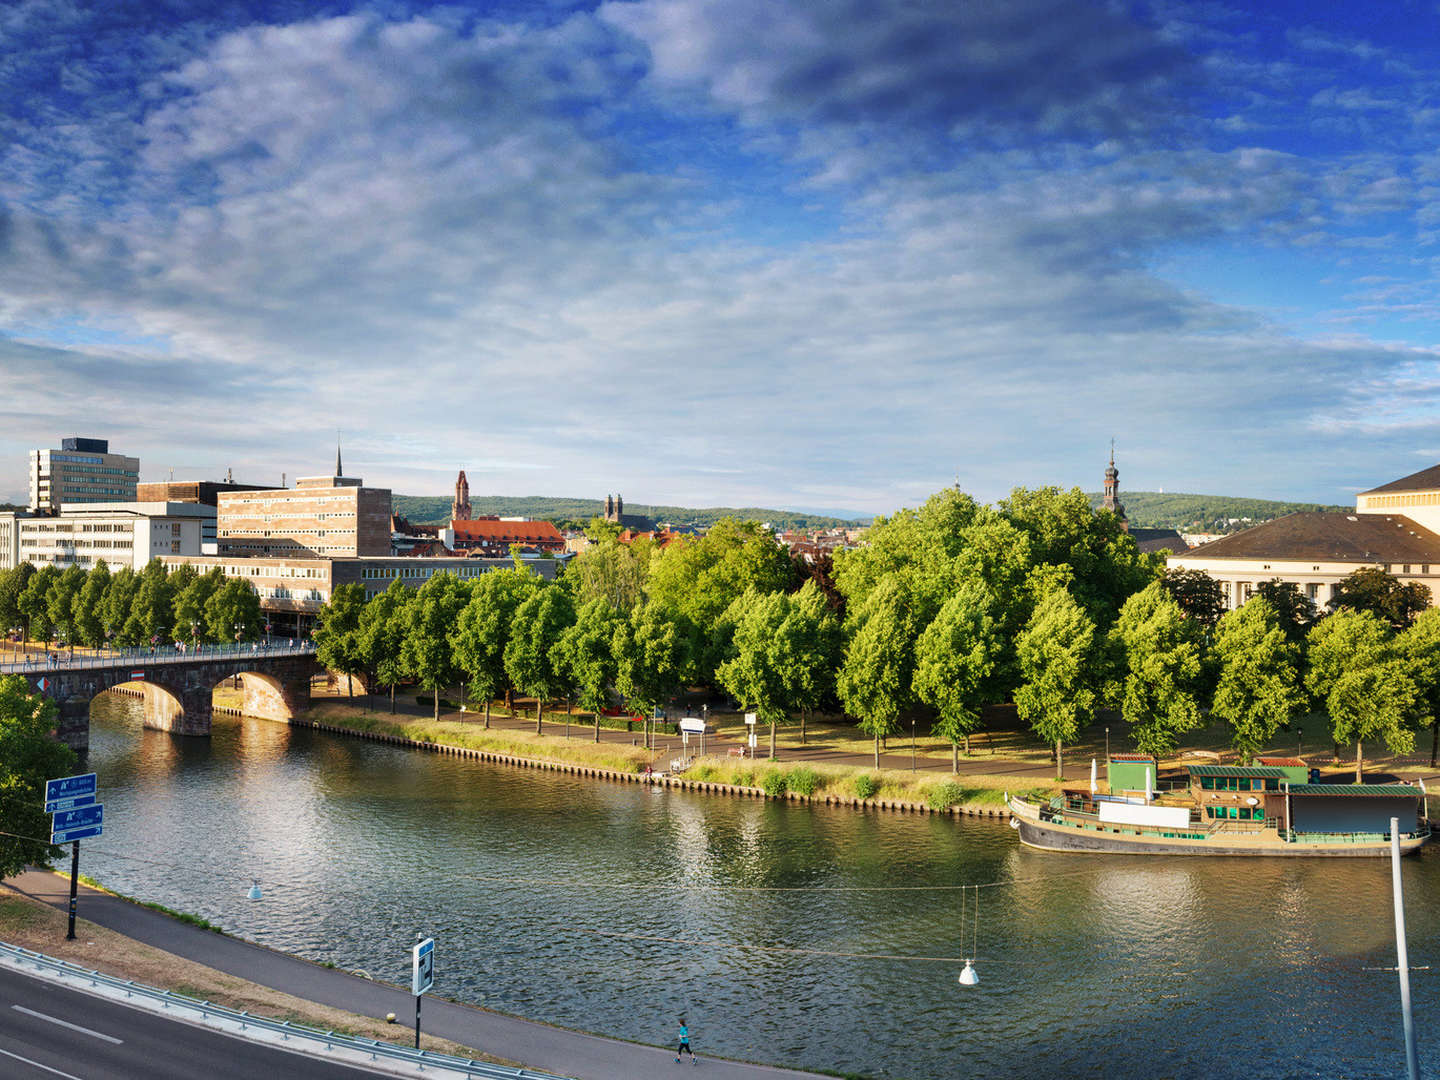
2,0,1440,515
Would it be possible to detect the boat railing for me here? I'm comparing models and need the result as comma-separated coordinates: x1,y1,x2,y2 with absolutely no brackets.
1284,822,1431,844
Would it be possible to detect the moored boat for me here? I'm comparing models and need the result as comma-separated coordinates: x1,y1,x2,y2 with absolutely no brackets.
1008,757,1430,857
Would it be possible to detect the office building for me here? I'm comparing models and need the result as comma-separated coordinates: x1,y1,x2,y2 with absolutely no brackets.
29,437,140,512
7,502,211,572
216,462,391,558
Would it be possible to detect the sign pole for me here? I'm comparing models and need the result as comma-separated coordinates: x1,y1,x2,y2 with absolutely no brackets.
414,991,421,1050
66,840,79,940
1392,817,1420,1080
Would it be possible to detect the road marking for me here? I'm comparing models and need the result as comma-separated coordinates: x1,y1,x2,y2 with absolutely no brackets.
0,1044,87,1079
13,1004,123,1043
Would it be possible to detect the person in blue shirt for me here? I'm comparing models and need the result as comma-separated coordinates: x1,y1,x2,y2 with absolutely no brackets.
675,1017,696,1064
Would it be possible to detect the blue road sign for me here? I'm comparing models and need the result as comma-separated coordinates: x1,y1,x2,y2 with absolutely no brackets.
51,824,103,844
52,804,103,833
412,937,435,995
44,794,96,814
45,774,96,804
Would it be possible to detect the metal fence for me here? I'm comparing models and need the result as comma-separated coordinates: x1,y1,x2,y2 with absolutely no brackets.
0,639,316,677
0,941,573,1080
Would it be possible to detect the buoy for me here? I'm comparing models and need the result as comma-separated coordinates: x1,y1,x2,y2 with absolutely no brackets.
958,960,979,986
246,879,262,900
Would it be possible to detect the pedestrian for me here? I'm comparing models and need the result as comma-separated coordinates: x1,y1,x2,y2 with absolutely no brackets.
675,1017,696,1065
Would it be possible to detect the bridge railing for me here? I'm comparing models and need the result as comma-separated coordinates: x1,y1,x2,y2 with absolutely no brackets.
0,941,575,1080
0,638,317,677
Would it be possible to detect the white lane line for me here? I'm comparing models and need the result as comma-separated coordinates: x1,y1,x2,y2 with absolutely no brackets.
0,1043,87,1079
12,1005,123,1044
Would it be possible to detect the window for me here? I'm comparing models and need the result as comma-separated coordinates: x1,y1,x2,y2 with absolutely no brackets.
1403,564,1412,574
1306,583,1319,599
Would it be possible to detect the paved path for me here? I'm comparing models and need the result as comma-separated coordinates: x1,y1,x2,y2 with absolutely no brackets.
4,870,827,1080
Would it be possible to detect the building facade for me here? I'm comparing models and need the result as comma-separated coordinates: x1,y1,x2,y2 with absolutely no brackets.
29,437,139,512
449,517,565,555
217,474,392,558
5,502,211,572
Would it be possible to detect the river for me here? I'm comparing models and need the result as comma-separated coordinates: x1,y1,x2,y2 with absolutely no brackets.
79,693,1438,1079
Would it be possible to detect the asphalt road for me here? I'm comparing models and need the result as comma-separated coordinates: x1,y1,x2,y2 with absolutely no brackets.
7,871,827,1080
0,962,394,1080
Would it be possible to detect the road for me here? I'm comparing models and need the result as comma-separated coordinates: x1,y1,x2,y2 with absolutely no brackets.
0,962,395,1080
6,871,827,1080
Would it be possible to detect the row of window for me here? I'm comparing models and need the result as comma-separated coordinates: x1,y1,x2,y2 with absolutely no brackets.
1199,776,1282,791
360,565,496,580
1205,806,1266,821
1363,493,1440,508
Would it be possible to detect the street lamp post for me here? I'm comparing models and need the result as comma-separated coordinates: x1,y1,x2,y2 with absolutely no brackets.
1105,726,1110,762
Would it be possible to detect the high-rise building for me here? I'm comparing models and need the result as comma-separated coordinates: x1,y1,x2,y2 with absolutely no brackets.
29,437,139,512
216,469,391,558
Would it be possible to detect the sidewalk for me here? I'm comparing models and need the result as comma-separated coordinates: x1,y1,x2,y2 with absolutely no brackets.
4,870,828,1080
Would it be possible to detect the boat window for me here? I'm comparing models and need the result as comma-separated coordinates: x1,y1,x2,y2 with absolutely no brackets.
1251,779,1264,791
1238,808,1252,821
1265,779,1279,791
1200,776,1214,790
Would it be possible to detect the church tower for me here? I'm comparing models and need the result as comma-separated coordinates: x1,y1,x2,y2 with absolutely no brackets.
1101,442,1128,531
451,470,472,522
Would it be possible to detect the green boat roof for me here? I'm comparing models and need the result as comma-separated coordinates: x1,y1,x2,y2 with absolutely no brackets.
1287,783,1423,797
1187,765,1294,778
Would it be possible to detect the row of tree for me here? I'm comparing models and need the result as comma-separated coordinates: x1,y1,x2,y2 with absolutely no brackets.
0,561,264,649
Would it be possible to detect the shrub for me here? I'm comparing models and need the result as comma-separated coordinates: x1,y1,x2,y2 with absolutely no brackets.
761,771,789,798
787,767,820,796
853,774,879,800
732,768,756,789
927,781,965,811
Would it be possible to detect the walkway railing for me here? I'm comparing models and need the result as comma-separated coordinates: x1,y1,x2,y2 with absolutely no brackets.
0,639,316,677
0,942,573,1080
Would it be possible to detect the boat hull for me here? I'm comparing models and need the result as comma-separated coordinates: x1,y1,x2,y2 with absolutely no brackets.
1013,812,1429,857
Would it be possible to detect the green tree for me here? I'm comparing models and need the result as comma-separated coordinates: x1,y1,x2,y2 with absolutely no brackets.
1160,568,1226,629
1252,579,1316,641
451,568,543,726
553,599,623,741
568,539,647,612
72,562,111,648
1210,599,1305,761
357,579,411,712
1399,608,1440,767
0,675,77,879
1111,582,1206,757
124,561,175,647
612,603,685,721
19,566,59,646
313,583,368,698
204,578,262,644
584,516,623,543
838,576,922,766
1015,586,1098,780
102,567,140,645
1307,608,1414,781
716,590,794,758
503,585,577,733
912,579,1001,770
0,563,36,637
172,567,224,645
47,566,86,651
1328,566,1431,629
777,581,841,745
401,573,467,722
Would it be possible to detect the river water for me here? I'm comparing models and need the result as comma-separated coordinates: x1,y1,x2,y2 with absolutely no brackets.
80,694,1439,1079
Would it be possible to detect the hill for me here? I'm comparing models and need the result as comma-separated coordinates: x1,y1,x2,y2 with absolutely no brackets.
392,495,866,531
1087,492,1349,532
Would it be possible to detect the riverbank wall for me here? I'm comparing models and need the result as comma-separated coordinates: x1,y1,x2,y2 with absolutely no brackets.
291,717,1020,819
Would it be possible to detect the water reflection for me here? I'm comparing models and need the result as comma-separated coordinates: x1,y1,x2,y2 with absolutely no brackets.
84,693,1437,1079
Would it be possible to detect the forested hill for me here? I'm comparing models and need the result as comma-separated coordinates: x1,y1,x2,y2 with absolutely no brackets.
391,494,865,531
1087,491,1349,531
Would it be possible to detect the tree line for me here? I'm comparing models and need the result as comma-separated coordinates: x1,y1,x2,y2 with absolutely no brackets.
0,560,264,649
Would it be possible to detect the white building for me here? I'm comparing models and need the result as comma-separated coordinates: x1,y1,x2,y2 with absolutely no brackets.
3,502,213,572
28,437,139,512
1168,461,1440,612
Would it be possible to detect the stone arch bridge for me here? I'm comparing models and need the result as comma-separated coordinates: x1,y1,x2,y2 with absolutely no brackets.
2,644,320,752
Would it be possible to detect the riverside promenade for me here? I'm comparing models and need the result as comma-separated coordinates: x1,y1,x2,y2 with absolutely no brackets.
4,870,828,1080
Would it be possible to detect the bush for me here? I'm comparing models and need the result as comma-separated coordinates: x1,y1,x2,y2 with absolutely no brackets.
927,781,965,811
853,774,879,800
761,771,789,798
732,768,756,789
787,767,819,796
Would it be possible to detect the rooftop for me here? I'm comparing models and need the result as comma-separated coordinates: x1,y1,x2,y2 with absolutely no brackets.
1358,463,1440,496
1175,512,1440,563
1187,764,1293,778
1288,783,1422,797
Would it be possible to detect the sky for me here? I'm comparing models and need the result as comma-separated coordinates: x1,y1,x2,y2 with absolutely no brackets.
3,0,1440,517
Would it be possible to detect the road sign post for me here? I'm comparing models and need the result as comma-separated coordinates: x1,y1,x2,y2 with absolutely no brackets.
412,936,435,1049
45,774,100,941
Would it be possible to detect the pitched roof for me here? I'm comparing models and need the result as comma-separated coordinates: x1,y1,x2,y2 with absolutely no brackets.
1129,527,1187,554
450,518,563,544
1288,783,1421,797
1187,764,1293,778
1358,463,1440,496
1173,512,1440,563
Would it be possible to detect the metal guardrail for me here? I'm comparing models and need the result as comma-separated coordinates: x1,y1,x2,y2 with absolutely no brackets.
0,640,317,677
0,941,572,1080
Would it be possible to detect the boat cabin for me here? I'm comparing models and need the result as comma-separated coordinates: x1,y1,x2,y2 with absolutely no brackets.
1187,764,1293,824
1287,784,1422,836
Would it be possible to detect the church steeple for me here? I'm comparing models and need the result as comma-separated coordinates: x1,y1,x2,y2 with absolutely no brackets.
452,469,472,522
1101,439,1128,530
335,440,343,478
